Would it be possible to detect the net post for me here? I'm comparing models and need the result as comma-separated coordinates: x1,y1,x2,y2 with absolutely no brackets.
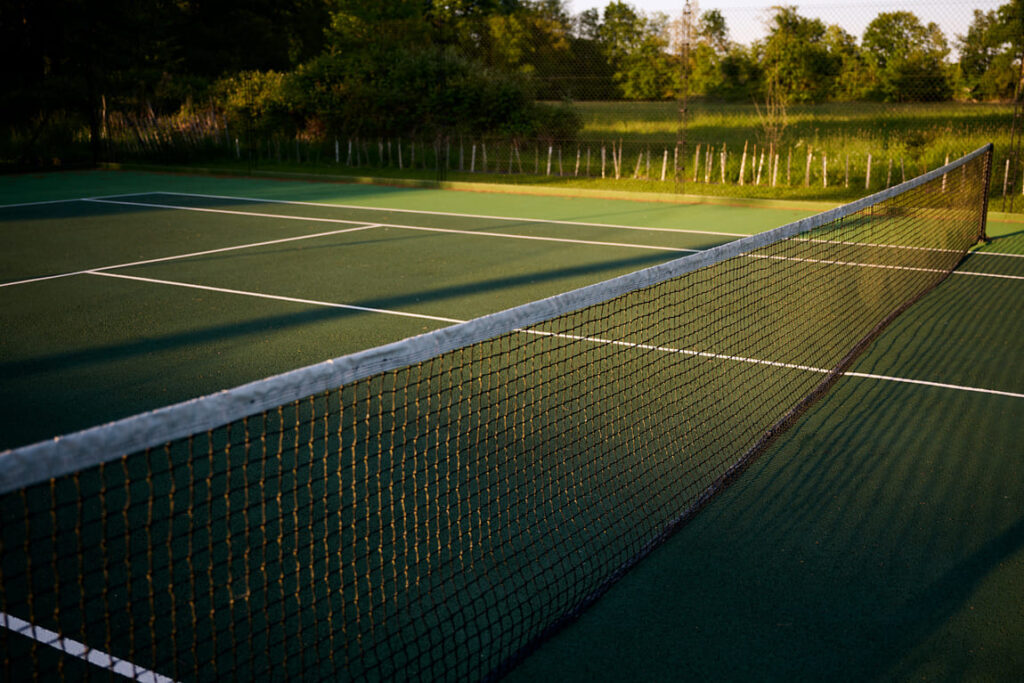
979,142,994,242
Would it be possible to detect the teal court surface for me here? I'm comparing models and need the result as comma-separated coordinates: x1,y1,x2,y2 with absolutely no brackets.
1,169,1023,681
0,172,820,451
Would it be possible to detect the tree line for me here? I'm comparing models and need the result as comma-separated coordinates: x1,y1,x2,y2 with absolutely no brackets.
2,0,1022,166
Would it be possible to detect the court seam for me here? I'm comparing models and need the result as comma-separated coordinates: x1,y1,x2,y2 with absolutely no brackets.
87,269,1024,400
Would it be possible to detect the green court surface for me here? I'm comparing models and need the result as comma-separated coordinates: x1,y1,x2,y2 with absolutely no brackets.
0,171,812,451
508,234,1024,682
1,170,1022,681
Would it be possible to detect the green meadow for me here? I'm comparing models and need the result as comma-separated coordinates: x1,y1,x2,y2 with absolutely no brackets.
106,100,1020,209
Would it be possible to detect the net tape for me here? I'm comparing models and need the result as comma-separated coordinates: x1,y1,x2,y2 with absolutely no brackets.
0,144,993,681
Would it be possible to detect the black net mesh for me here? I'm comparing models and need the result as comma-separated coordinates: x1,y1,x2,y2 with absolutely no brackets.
0,148,992,681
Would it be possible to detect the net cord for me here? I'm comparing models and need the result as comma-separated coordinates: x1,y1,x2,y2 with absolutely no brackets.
0,144,993,495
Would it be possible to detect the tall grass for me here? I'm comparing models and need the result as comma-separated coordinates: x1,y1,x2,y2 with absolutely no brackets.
82,99,1021,211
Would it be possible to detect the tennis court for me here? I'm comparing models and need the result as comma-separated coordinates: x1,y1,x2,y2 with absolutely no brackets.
0,173,813,452
1,154,1022,681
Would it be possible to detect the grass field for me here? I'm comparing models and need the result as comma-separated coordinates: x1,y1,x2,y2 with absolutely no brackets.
94,99,1022,211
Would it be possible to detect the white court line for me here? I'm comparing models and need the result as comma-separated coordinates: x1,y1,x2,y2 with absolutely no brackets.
0,198,84,209
89,270,1024,399
0,193,161,209
81,197,375,225
88,271,465,324
1,195,692,289
81,198,1024,278
0,223,382,288
844,371,1024,398
370,223,692,252
523,330,1024,399
5,197,1020,288
146,190,748,237
4,192,1021,259
77,198,1024,279
952,270,1024,281
973,250,1024,258
750,253,1024,281
1,611,176,683
144,191,1024,258
10,195,1021,289
85,197,699,253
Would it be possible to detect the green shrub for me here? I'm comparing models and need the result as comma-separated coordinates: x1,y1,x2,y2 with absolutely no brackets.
278,45,581,141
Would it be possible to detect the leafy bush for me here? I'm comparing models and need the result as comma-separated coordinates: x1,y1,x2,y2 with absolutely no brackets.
237,44,582,142
214,70,300,138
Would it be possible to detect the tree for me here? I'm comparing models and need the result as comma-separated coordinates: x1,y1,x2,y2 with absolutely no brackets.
684,9,759,101
698,9,729,54
862,11,952,101
483,1,575,99
958,2,1024,100
824,25,873,101
758,6,838,103
0,0,180,163
595,2,677,100
575,8,602,40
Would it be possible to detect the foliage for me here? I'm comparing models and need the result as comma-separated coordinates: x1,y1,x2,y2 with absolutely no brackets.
4,0,1024,170
758,7,838,103
862,12,953,102
216,71,299,138
594,2,679,100
957,2,1024,101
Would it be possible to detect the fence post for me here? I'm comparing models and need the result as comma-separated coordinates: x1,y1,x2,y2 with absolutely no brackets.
739,141,748,186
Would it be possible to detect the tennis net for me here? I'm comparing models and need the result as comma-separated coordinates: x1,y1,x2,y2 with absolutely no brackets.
0,145,993,681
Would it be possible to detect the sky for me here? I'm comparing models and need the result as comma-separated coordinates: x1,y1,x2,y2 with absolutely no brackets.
563,0,1005,50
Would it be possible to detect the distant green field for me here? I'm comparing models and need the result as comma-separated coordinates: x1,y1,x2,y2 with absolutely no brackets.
576,100,1013,160
91,99,1021,211
567,99,1019,206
